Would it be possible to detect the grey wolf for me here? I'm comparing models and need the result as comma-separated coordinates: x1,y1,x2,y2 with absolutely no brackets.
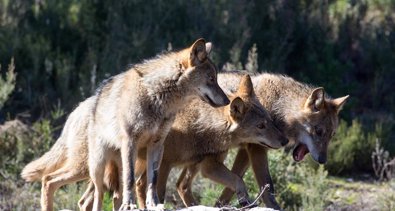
79,74,288,209
21,38,230,211
215,71,349,209
21,96,96,211
133,74,288,208
40,71,348,210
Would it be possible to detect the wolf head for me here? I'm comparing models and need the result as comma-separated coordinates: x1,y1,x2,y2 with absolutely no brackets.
292,87,349,164
227,75,288,149
181,38,230,107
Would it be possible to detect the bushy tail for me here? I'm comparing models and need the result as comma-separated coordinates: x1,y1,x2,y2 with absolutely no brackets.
21,137,67,182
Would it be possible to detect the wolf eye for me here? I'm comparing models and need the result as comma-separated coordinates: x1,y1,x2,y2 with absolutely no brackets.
257,122,266,129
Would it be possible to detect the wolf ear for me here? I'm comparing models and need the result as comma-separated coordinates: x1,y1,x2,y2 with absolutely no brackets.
332,95,349,114
230,97,246,120
305,87,325,112
237,74,254,97
205,42,212,55
189,38,207,66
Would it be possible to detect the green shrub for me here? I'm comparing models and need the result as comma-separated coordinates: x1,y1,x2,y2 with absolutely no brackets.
268,150,329,211
203,149,330,210
298,165,328,210
199,179,225,206
0,58,16,110
326,120,369,174
102,192,114,211
0,107,79,210
326,119,394,175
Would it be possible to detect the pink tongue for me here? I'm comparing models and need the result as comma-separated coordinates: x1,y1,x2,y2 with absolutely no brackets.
294,145,308,161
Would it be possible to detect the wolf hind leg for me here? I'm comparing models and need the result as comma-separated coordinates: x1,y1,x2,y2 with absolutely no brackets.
136,167,147,209
89,137,110,211
78,181,95,211
41,165,88,211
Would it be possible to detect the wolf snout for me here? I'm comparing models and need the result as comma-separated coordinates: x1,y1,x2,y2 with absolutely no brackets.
209,95,230,107
221,96,230,106
318,154,327,164
211,93,230,107
214,84,230,106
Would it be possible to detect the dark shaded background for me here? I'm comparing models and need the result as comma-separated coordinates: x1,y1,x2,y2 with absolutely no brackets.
1,0,394,175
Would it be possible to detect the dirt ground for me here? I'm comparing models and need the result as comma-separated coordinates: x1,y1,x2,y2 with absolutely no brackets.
325,176,395,211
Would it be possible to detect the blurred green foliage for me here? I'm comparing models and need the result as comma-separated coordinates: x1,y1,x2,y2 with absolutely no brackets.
0,109,79,210
206,149,330,210
268,150,329,210
326,119,394,175
1,0,395,209
0,0,394,118
0,0,393,175
0,59,16,110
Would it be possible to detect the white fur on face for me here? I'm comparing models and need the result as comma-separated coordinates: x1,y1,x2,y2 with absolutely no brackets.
228,122,239,132
302,123,313,134
298,130,319,161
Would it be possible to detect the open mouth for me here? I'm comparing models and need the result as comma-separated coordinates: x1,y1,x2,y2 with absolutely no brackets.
292,143,310,162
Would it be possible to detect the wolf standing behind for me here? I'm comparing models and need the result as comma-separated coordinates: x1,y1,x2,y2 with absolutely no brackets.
87,38,229,211
216,72,349,209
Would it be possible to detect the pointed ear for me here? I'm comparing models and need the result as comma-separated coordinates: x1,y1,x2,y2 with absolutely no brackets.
230,97,246,120
237,74,254,97
205,42,212,55
189,38,207,66
332,95,349,114
304,87,325,112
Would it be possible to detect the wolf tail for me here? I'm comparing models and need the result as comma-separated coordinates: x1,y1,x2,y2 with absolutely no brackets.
21,137,67,182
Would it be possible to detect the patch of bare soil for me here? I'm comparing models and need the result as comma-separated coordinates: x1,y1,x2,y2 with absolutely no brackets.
325,177,395,211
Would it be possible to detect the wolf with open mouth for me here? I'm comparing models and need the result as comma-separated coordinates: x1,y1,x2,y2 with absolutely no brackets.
216,71,349,209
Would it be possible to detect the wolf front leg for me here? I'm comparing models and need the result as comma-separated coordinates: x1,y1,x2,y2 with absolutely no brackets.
156,162,172,204
247,144,281,210
176,165,199,206
119,135,138,211
135,158,171,209
145,139,165,210
145,117,174,210
200,155,252,207
216,147,250,206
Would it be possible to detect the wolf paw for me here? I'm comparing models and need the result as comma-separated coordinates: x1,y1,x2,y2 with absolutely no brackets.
146,190,162,210
119,203,137,211
239,198,256,208
146,203,164,211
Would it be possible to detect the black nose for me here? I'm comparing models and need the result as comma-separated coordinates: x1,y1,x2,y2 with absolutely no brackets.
281,137,289,146
223,96,230,105
318,154,327,164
